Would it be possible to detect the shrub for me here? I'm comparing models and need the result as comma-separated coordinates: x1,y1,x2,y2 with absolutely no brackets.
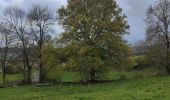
117,74,127,81
133,56,148,70
6,64,23,74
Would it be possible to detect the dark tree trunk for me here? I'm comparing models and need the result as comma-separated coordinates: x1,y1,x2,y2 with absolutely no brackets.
165,42,170,74
90,68,96,83
166,67,170,74
38,27,45,83
27,66,32,83
25,55,31,83
2,64,6,86
39,59,45,83
22,44,32,84
22,59,26,82
2,47,8,86
39,52,45,83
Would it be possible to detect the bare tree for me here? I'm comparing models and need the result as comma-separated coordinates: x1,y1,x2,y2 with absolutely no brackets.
27,4,54,83
3,7,32,83
0,23,15,86
146,0,170,73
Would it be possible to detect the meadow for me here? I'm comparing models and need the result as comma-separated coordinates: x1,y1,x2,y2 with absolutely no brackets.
1,76,170,100
0,68,169,100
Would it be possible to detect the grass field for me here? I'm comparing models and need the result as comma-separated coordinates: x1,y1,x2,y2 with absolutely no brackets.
0,76,170,100
0,68,169,100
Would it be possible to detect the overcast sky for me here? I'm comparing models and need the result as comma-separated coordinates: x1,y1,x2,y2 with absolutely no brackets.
0,0,157,44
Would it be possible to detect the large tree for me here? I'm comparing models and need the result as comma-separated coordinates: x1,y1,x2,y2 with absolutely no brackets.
27,4,54,83
58,0,129,82
146,0,170,73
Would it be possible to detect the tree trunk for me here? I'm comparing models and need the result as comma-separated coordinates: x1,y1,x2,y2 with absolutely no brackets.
27,65,32,83
165,42,170,74
39,52,45,83
166,67,170,74
2,47,8,86
2,64,6,86
22,44,32,84
25,55,31,83
22,58,26,82
39,60,45,83
90,68,96,83
38,30,45,83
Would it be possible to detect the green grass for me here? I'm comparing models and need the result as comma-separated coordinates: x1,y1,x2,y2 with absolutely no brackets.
0,73,23,83
47,71,81,82
0,69,169,100
0,66,163,83
47,67,167,82
0,76,170,100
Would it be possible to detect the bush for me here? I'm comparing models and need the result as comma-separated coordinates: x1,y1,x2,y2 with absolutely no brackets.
6,64,23,74
122,57,136,70
133,56,148,70
117,74,127,81
45,70,62,83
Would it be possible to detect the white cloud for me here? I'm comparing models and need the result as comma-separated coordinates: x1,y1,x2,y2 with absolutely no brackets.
117,0,158,43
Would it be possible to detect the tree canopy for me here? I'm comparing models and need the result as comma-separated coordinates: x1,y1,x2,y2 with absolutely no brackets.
58,0,130,81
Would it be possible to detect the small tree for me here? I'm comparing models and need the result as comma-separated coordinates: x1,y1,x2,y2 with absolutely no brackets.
58,0,129,82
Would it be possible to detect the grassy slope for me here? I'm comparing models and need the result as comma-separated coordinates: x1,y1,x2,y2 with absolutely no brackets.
0,76,170,100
